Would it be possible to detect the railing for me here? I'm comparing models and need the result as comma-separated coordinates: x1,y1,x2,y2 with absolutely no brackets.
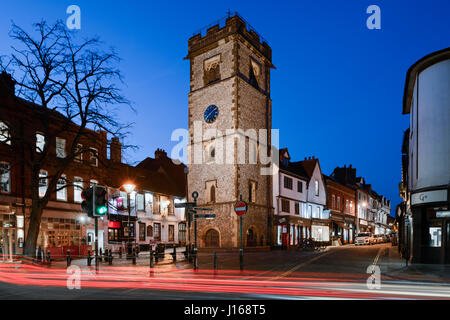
192,11,269,45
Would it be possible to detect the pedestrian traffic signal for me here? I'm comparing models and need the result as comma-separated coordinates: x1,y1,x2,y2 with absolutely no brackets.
94,185,108,217
81,187,94,217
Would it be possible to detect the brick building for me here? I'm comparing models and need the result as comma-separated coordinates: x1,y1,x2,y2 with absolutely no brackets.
0,72,186,258
324,172,356,244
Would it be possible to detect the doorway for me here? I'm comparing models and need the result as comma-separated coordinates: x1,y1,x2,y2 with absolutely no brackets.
0,229,13,262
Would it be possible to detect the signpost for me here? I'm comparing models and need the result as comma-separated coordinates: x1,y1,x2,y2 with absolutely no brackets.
176,191,215,270
234,196,247,271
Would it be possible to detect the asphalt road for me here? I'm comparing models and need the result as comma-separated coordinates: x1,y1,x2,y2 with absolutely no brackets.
1,244,449,300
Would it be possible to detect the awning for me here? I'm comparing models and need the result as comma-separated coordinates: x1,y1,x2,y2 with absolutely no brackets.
108,221,121,229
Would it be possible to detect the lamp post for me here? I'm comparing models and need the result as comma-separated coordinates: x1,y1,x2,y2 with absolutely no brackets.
123,183,136,259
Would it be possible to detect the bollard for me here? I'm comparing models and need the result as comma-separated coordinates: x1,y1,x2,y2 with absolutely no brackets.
47,251,51,265
108,250,113,265
119,247,122,259
172,246,177,262
213,251,217,271
193,250,198,271
66,250,71,267
132,248,136,265
99,248,103,262
87,250,92,266
150,250,154,268
239,249,244,271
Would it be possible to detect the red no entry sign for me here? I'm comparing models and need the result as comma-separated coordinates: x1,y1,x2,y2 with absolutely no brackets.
234,201,247,216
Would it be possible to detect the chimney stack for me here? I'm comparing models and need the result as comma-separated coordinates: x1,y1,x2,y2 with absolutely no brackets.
155,148,167,159
110,137,122,163
0,72,16,97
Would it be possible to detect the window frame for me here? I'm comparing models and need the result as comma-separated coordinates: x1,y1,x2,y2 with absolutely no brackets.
0,162,11,193
55,137,66,158
56,174,67,201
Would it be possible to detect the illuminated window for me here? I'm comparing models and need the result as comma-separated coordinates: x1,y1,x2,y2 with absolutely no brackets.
57,174,67,201
39,170,48,198
137,193,144,211
56,137,66,158
315,180,319,196
429,227,442,247
0,121,11,145
0,162,10,193
36,133,45,153
73,177,83,203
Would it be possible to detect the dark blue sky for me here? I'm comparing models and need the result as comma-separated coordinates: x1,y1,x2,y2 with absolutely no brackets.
1,1,449,215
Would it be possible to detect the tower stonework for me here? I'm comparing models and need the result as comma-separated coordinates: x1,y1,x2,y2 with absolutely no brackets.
185,15,274,248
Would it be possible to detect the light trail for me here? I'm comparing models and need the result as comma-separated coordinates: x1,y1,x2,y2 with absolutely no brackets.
1,261,449,299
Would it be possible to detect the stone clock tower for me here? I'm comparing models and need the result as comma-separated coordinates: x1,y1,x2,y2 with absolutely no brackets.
185,14,274,248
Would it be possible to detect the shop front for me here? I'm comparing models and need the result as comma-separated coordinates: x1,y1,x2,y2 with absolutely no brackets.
275,216,311,248
311,220,330,243
0,213,16,261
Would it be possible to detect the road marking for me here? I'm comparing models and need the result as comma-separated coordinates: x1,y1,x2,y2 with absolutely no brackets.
268,250,334,281
373,246,384,266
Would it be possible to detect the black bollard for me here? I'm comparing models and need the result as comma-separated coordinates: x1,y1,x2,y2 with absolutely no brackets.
99,248,103,262
87,250,92,266
150,250,154,268
213,251,217,271
119,247,122,259
47,251,51,265
66,250,71,267
172,246,177,262
132,248,136,265
108,250,113,265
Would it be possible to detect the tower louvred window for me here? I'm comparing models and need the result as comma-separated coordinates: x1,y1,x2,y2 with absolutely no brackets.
204,55,220,85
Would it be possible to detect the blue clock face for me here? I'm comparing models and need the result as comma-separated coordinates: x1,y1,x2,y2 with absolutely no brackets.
204,105,219,123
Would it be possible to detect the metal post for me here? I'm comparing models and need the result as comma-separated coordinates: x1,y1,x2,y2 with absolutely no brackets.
172,246,177,262
47,251,51,266
194,213,198,270
94,216,99,273
66,250,71,267
119,246,122,259
127,192,131,259
240,215,243,271
87,249,91,266
99,248,103,262
213,251,217,271
150,250,154,268
193,194,198,270
108,250,113,265
132,247,136,265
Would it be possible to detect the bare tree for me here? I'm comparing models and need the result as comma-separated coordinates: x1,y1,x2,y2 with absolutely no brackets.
0,20,133,257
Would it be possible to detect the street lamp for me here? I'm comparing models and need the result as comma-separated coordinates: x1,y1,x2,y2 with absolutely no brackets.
123,183,136,259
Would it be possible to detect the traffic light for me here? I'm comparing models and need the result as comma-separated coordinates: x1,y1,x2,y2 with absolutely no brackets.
93,185,108,217
81,187,94,217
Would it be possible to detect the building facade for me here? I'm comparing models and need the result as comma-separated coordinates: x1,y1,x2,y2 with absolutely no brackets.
0,72,186,259
185,14,274,248
324,174,356,244
398,48,450,264
273,149,311,247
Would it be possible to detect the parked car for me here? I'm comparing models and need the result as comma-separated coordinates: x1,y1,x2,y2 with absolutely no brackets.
355,232,374,245
374,234,385,244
